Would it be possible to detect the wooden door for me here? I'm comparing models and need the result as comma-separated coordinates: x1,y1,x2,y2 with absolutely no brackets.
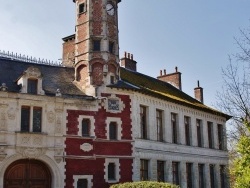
4,159,51,188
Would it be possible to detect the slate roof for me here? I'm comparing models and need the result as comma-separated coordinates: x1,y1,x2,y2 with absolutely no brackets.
110,67,231,120
0,56,89,98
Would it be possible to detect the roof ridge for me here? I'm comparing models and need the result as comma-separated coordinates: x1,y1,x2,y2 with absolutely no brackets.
0,50,62,67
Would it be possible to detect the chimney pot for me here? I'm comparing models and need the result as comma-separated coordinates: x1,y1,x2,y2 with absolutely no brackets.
160,70,162,76
131,54,133,60
175,66,178,72
164,69,166,75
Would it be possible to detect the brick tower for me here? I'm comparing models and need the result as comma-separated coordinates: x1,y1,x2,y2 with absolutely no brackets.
72,0,121,96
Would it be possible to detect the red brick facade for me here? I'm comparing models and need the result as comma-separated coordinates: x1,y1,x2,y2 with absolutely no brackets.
65,94,133,188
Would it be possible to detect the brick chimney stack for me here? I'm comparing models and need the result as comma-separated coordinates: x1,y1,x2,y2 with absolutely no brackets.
194,80,204,103
120,52,137,71
157,67,182,90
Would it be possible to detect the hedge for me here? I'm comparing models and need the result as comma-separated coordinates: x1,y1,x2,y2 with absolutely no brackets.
110,181,180,188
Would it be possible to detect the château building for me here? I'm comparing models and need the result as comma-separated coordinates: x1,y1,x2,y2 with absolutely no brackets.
0,0,230,188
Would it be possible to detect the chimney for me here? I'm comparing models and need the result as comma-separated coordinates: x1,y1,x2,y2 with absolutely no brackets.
62,34,75,67
157,67,182,90
120,51,137,71
194,80,204,103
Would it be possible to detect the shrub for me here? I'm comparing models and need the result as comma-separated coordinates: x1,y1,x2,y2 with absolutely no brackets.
110,181,180,188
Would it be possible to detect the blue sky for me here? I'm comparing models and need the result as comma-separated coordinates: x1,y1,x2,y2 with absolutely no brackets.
0,0,249,108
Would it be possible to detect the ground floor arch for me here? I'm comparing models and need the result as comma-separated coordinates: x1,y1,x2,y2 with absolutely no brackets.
4,159,51,188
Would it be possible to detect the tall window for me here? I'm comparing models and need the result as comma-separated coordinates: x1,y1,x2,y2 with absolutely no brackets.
109,42,114,53
218,124,224,150
21,106,42,132
109,122,117,140
186,163,193,188
140,106,147,139
79,3,85,13
197,119,202,147
172,162,179,185
207,122,214,149
220,165,226,188
184,116,191,146
140,159,149,181
171,113,178,144
82,119,90,137
27,79,38,94
156,110,163,142
210,164,215,188
157,161,165,182
77,179,88,188
198,164,205,188
108,163,116,180
93,40,101,51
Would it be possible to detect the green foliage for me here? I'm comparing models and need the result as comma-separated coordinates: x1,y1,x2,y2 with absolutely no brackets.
110,181,179,188
231,121,250,187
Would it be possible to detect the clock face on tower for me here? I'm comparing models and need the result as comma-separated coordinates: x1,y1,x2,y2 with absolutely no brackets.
106,3,115,16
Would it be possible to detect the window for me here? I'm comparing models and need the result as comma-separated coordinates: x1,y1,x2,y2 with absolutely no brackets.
77,179,88,188
156,110,163,142
184,116,191,146
157,161,165,182
207,122,214,149
171,113,178,144
109,42,114,53
198,164,205,188
82,119,90,137
220,165,226,188
172,162,179,185
140,106,147,139
93,40,101,51
197,119,203,147
104,158,120,183
108,163,116,180
210,164,215,188
218,124,224,150
21,106,42,132
79,3,85,14
27,79,38,94
140,159,149,181
186,163,193,188
73,175,93,188
110,75,115,84
109,122,117,140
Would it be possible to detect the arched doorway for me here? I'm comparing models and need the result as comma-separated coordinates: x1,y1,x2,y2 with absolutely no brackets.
4,159,51,188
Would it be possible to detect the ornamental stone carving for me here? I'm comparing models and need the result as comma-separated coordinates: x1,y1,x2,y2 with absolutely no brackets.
0,145,7,161
0,112,6,130
80,143,93,152
47,111,55,123
17,147,46,158
7,107,15,120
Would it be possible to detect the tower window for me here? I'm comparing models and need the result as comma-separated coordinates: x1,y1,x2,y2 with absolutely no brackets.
93,40,101,51
79,3,85,14
109,42,114,54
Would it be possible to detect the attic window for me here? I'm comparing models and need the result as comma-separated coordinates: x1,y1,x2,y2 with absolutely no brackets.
28,79,38,94
79,3,85,13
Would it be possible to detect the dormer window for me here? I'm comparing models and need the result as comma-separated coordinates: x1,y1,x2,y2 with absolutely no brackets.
17,66,45,95
28,79,38,94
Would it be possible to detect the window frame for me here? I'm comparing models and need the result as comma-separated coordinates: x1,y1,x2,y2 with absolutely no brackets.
198,164,205,188
140,159,149,181
210,164,215,188
207,122,214,149
171,113,178,144
156,109,164,142
82,119,90,137
109,122,117,140
186,163,193,188
27,78,38,94
218,124,224,150
21,106,42,133
184,116,191,146
197,119,203,147
93,39,101,51
140,106,147,139
157,160,165,182
108,163,116,180
73,175,93,188
109,41,114,54
77,115,95,138
104,158,120,183
172,162,180,185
